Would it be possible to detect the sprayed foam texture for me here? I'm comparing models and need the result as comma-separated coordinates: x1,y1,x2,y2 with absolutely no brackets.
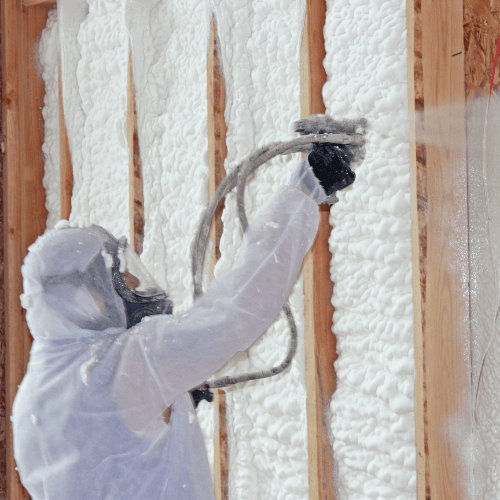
59,0,130,239
211,2,309,498
126,0,213,473
324,1,416,498
38,0,417,499
39,9,61,231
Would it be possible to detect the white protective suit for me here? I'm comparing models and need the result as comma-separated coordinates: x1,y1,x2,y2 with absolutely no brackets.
12,162,324,499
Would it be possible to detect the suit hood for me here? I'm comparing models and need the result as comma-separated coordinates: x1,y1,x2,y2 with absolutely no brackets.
21,225,127,342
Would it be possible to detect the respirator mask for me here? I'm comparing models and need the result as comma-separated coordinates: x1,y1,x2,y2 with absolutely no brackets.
99,229,173,328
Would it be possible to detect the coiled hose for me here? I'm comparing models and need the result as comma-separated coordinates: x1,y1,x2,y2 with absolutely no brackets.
191,117,365,390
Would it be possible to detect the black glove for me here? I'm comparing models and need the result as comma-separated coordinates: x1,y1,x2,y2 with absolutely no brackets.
189,386,214,408
307,142,356,197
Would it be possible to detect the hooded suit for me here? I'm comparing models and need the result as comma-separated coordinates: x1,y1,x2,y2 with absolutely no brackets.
12,180,320,499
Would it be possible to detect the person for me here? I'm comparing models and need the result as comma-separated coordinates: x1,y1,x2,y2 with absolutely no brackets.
11,150,354,499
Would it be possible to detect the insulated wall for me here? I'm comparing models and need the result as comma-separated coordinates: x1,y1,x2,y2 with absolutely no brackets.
39,9,60,231
36,1,417,499
211,2,309,499
41,0,216,475
324,1,416,498
58,0,130,238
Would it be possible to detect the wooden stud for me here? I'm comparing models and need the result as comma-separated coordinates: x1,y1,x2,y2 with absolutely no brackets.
59,56,73,221
127,51,144,255
300,1,337,500
2,0,24,496
208,17,228,281
408,0,472,498
213,389,229,500
407,2,427,496
3,2,52,498
207,16,229,500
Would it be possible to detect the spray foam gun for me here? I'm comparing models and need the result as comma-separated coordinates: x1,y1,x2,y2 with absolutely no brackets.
189,114,366,407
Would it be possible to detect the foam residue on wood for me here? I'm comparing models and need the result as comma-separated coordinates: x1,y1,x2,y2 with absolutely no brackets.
38,8,60,230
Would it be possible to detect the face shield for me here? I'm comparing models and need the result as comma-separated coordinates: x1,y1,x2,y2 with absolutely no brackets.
98,228,173,328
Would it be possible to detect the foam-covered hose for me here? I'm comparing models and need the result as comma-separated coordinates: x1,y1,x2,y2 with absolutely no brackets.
191,128,364,389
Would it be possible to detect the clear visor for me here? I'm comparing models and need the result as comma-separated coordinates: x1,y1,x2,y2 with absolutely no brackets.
117,245,164,297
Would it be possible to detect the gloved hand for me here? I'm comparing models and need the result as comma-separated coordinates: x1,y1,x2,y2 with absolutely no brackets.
289,147,357,205
291,114,361,203
289,156,333,204
307,142,356,197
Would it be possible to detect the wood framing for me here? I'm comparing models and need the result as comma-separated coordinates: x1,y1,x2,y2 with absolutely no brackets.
2,2,52,498
24,0,56,7
300,1,338,499
127,51,144,255
464,0,500,102
208,17,227,283
59,58,72,221
207,16,229,500
213,389,229,500
408,1,472,499
3,1,484,499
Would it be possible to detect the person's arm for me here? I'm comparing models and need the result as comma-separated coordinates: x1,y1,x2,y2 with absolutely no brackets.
110,180,320,429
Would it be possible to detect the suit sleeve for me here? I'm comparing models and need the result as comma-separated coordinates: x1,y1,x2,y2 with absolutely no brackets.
111,185,319,423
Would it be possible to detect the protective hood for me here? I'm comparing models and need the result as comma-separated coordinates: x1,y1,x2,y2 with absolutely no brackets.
21,225,127,342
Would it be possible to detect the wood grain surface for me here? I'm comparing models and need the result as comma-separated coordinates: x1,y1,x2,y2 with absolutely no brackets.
2,3,52,499
408,1,472,499
407,1,427,496
59,56,73,221
208,16,229,500
213,389,229,500
127,51,144,255
0,16,5,500
23,0,56,7
208,18,227,283
300,1,338,499
464,0,500,101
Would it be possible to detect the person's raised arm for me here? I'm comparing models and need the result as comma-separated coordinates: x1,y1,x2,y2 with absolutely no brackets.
110,159,331,421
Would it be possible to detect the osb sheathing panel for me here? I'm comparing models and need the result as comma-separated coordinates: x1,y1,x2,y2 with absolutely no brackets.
465,0,500,100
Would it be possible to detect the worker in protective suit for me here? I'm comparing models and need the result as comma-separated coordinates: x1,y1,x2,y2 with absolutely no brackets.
11,147,355,499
